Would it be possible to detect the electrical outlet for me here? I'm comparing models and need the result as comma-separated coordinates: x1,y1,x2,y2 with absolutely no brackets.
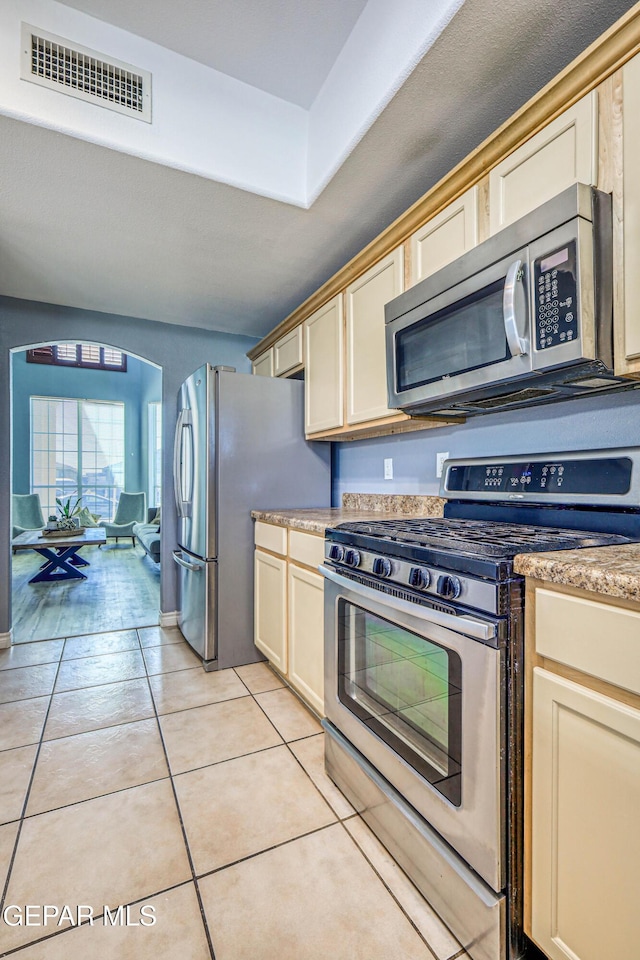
436,451,449,479
384,458,393,480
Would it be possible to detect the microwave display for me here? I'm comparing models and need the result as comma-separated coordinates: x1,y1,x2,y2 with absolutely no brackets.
395,278,509,392
533,241,578,351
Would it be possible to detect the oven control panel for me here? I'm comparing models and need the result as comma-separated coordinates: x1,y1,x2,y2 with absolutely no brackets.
533,241,578,351
446,455,632,497
324,544,500,615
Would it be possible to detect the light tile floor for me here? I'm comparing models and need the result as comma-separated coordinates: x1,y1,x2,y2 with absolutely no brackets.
0,626,468,959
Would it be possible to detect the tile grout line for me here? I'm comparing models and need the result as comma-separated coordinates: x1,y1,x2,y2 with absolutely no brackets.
140,648,217,960
192,819,340,884
0,643,67,922
337,815,443,960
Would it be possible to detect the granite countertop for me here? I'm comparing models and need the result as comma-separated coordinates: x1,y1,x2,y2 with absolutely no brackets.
514,544,640,604
251,493,445,535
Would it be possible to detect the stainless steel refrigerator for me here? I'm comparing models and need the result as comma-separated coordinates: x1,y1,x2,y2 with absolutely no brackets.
173,365,331,670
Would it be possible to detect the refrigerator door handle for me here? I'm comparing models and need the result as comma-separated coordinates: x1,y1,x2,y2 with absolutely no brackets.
173,409,193,518
172,549,203,572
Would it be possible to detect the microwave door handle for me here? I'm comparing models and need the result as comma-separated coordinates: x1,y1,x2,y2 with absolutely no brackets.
503,259,529,356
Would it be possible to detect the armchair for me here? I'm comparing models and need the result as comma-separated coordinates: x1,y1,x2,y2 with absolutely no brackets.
99,492,146,545
12,493,45,541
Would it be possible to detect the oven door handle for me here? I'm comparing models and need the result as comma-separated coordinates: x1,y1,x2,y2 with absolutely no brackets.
319,565,497,642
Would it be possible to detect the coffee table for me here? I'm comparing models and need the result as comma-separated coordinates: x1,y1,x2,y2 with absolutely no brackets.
12,528,107,583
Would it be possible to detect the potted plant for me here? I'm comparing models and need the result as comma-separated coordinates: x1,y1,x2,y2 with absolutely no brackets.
56,496,83,531
46,514,58,530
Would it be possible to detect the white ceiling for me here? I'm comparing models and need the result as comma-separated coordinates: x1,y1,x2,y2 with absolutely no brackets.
0,0,637,340
55,0,370,108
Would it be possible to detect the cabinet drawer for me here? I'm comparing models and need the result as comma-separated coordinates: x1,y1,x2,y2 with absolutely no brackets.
274,326,303,376
535,588,640,695
288,529,325,569
254,521,287,556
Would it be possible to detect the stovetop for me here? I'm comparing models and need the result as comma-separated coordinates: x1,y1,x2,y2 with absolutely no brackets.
331,517,630,560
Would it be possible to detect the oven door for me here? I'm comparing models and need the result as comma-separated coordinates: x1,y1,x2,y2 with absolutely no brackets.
386,247,532,413
322,564,505,892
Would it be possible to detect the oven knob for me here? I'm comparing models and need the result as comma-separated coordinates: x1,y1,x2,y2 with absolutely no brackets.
409,566,431,590
328,544,345,562
436,575,461,600
372,557,392,578
344,549,361,568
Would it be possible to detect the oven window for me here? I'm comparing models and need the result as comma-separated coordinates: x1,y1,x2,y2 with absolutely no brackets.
395,278,509,392
338,600,462,806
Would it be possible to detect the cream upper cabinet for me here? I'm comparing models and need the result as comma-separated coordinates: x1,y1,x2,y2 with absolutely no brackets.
288,563,324,716
622,53,640,363
409,186,478,285
304,294,344,434
531,668,640,960
274,325,303,377
252,349,274,377
489,91,598,235
346,248,404,425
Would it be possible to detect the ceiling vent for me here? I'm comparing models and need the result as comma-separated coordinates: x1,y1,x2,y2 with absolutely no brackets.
20,23,151,122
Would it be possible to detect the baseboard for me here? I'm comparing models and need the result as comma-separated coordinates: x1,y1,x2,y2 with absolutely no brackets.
160,611,179,628
0,630,13,649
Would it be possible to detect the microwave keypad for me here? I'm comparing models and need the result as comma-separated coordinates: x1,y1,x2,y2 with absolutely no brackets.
533,241,578,351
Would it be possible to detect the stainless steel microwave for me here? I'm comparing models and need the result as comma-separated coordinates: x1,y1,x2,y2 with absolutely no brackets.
385,184,635,417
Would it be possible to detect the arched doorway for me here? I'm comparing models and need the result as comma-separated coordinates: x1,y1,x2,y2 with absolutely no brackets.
10,340,163,643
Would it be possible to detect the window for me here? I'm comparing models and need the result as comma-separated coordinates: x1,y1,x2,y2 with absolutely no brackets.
148,401,162,508
31,397,125,520
27,344,127,372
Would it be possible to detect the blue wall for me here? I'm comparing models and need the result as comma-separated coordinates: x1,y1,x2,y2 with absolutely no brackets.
11,351,162,499
333,387,640,503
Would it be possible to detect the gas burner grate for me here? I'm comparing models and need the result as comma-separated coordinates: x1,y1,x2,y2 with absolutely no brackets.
334,518,628,558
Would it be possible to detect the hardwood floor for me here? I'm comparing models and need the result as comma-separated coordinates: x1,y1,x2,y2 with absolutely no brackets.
11,542,160,643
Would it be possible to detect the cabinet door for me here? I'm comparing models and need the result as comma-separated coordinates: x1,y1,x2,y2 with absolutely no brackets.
274,325,303,377
409,187,478,285
531,668,640,960
623,54,640,362
304,294,344,434
288,563,324,715
252,350,274,377
489,91,598,235
346,248,404,425
254,549,287,673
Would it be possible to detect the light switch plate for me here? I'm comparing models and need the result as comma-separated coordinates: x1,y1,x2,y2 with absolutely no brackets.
384,458,393,480
436,452,449,479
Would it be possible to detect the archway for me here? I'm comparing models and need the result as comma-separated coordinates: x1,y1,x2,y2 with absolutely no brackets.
10,339,163,643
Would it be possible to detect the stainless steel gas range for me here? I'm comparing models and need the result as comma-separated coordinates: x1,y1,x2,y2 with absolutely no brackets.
321,449,640,960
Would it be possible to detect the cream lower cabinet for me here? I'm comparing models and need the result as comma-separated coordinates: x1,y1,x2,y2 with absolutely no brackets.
531,669,640,960
288,564,324,715
254,548,287,673
254,522,325,714
527,582,640,960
